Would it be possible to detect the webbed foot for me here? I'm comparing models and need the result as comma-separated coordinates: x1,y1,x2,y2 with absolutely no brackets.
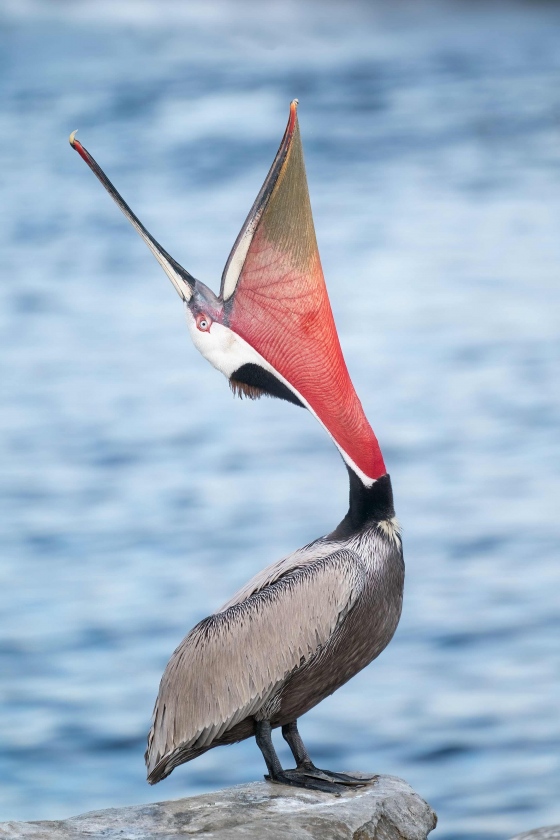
264,767,344,795
302,765,377,786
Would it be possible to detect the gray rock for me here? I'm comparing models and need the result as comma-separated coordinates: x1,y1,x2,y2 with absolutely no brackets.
0,775,436,840
510,829,560,840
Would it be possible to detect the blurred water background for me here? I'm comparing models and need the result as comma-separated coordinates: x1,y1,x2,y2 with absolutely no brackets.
1,1,559,837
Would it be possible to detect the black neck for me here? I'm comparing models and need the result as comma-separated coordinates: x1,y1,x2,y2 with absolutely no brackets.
328,471,395,540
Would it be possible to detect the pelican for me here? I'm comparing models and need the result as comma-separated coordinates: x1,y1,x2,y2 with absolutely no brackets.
70,101,404,794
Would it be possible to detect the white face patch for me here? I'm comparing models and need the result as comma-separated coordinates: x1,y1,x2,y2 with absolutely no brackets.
185,308,261,378
184,307,376,488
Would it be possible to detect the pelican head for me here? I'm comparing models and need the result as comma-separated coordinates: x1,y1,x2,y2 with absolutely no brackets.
70,101,385,486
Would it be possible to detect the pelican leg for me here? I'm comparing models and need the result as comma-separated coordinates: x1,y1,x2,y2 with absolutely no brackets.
255,720,283,778
281,720,312,766
255,720,347,795
281,721,375,786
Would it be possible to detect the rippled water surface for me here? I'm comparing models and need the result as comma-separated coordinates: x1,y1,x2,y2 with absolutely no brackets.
1,2,559,837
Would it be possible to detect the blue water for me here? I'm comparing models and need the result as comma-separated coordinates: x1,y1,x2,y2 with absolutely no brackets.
1,1,559,837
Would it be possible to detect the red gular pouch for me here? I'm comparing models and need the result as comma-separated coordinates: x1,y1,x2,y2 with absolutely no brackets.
221,102,386,485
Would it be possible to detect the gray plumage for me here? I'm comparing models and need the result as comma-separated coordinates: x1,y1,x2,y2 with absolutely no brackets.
146,518,404,784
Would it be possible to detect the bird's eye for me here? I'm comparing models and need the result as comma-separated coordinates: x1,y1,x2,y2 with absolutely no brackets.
196,314,212,332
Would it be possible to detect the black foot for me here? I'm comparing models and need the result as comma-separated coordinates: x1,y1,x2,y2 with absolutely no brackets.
265,766,375,795
306,766,377,786
265,768,344,795
257,719,376,797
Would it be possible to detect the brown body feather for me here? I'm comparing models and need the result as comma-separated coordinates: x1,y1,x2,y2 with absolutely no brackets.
146,521,403,784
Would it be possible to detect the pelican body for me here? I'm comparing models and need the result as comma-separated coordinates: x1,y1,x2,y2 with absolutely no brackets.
70,101,404,794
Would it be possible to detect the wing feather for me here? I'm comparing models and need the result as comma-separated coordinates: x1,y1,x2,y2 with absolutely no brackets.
219,538,336,610
146,551,364,778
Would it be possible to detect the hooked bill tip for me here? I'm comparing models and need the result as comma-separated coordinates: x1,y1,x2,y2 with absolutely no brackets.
69,129,78,147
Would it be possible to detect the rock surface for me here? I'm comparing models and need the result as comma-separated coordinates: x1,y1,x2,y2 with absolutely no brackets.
0,775,436,839
510,829,560,840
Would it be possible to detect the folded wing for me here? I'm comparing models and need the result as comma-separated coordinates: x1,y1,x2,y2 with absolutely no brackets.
146,551,364,781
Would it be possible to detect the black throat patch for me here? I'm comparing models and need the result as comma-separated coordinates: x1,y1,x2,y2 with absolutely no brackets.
230,363,304,407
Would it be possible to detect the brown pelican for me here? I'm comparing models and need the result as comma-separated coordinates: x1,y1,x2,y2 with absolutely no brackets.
70,101,404,794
